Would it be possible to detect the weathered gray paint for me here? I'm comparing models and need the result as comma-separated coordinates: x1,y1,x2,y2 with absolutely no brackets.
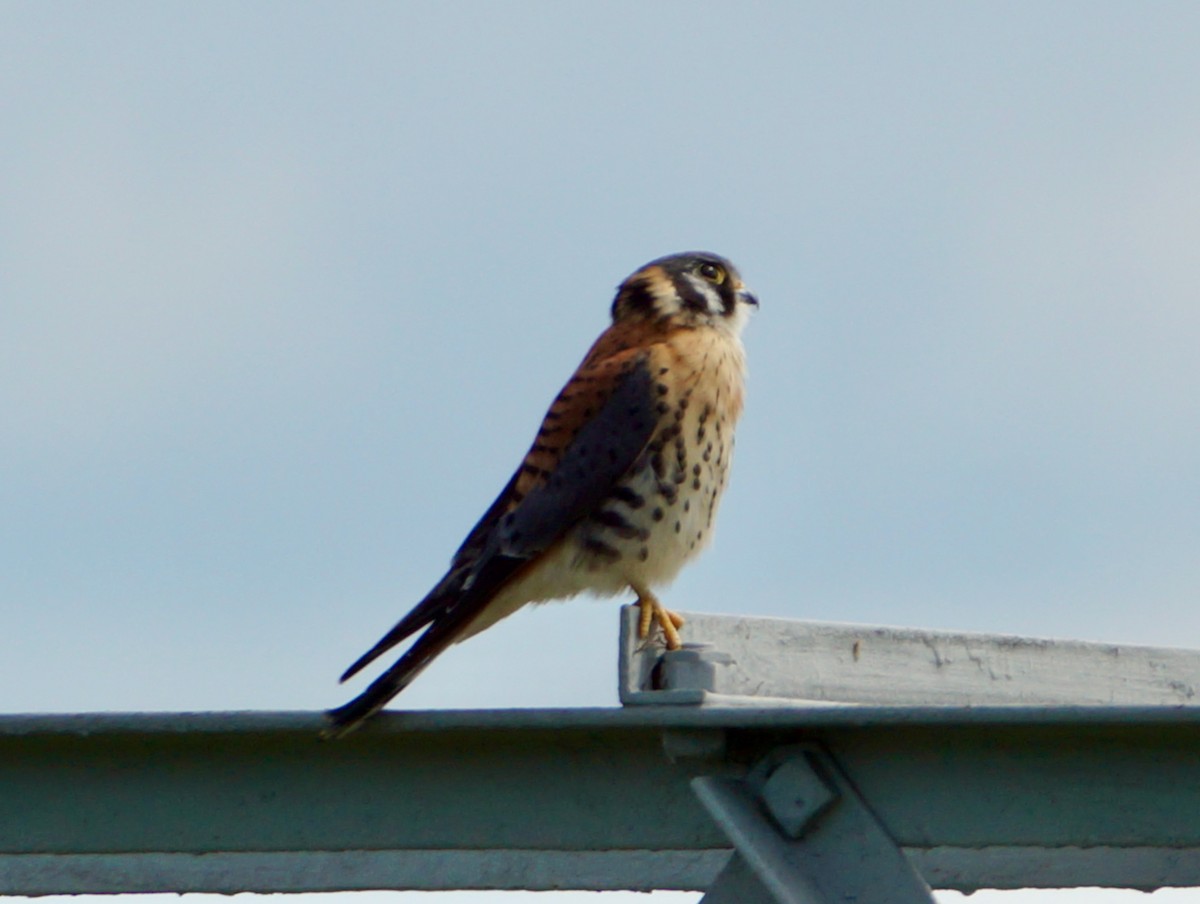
0,850,729,895
694,746,936,904
621,607,1200,706
6,609,1200,895
3,706,1200,893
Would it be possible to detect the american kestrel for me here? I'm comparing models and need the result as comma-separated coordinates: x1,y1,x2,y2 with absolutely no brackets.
325,252,757,736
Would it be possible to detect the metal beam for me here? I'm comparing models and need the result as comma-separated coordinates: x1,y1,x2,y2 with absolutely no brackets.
620,608,1200,707
694,746,935,904
4,706,1200,894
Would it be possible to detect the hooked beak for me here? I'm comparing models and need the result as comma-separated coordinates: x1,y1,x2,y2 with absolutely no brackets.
738,287,760,308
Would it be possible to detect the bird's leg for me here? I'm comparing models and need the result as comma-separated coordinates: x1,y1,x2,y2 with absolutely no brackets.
633,585,685,650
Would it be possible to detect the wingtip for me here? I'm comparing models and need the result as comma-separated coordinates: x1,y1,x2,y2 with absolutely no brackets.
336,594,448,686
338,645,384,684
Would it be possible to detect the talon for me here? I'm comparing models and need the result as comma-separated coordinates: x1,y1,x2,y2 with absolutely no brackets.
633,586,684,650
657,608,683,650
637,595,655,639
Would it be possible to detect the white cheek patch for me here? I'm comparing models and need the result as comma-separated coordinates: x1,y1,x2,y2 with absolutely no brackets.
717,297,754,338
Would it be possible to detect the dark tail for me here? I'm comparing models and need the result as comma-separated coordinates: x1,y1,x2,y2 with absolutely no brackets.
338,609,430,684
323,553,529,739
336,579,463,684
322,619,463,739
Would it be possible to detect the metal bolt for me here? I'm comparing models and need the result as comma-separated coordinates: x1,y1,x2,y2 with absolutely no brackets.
760,754,839,838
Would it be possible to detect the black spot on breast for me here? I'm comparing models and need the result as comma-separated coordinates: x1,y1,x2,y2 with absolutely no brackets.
683,500,690,513
674,520,682,534
651,452,665,478
610,486,645,509
593,509,645,540
583,537,621,562
652,507,664,521
638,547,649,562
656,382,669,396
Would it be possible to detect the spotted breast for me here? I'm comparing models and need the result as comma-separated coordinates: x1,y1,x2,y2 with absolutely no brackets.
325,251,756,737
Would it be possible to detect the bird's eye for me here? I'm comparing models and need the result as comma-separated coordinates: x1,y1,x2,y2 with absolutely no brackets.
698,262,726,284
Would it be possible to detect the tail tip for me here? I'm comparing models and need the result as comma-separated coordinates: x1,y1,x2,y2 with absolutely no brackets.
321,705,366,740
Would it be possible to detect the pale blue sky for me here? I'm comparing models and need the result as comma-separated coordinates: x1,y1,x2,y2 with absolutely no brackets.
4,3,1200,902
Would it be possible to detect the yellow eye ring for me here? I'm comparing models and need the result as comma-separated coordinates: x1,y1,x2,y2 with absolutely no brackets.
698,262,726,284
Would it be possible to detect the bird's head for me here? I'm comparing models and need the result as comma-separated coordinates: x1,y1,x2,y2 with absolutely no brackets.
611,252,759,334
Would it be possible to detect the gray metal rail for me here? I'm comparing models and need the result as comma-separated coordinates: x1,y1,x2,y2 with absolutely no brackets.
4,609,1200,901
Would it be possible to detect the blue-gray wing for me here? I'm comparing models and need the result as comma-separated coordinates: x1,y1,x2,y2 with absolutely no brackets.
325,353,659,734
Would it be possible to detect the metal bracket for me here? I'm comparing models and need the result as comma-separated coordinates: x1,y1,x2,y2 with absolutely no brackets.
693,745,935,904
619,605,1200,708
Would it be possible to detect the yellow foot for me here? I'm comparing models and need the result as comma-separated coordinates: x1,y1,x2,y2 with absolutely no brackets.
634,587,685,650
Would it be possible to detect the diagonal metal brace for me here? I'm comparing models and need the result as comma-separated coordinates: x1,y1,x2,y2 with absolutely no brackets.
693,745,934,904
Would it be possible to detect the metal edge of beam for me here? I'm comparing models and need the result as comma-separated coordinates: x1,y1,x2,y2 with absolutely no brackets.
0,850,730,895
909,847,1200,893
6,847,1200,895
7,704,1200,737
